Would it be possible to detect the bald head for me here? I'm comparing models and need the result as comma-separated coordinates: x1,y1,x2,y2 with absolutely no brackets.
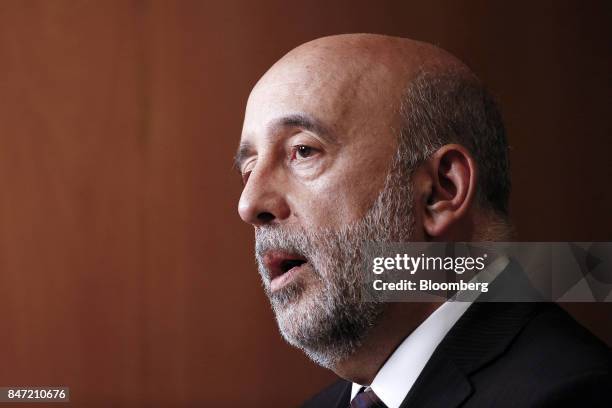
245,35,475,148
281,33,470,74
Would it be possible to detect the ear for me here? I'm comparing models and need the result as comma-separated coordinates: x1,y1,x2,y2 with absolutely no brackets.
422,144,477,238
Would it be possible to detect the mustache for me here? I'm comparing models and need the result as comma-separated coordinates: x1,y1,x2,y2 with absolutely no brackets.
255,227,310,258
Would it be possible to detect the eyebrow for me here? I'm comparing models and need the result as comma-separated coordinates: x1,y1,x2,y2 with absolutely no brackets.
233,113,335,172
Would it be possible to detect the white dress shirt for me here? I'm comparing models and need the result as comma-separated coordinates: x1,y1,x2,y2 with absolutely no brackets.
350,256,509,408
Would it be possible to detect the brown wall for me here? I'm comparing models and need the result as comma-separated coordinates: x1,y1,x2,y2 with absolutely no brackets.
0,1,610,407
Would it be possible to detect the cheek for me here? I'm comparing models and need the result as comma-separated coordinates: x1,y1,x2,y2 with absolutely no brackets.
288,134,396,228
293,170,388,228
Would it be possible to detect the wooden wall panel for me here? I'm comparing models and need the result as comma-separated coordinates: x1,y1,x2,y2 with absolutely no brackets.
0,1,609,406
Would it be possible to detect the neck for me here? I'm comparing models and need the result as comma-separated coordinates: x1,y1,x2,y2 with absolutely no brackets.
331,301,440,384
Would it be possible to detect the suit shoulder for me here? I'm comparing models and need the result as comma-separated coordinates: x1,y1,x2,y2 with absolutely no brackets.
509,303,611,376
531,369,612,407
301,379,350,408
463,304,611,407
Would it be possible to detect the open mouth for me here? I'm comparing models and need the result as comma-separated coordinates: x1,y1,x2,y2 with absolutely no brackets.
279,258,307,273
263,250,310,290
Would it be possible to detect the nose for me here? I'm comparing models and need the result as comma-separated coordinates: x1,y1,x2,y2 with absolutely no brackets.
238,166,290,226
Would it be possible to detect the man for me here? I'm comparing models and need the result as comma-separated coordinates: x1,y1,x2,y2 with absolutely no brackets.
235,34,611,407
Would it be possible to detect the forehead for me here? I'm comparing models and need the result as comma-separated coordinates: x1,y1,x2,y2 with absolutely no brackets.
243,68,354,137
241,55,398,144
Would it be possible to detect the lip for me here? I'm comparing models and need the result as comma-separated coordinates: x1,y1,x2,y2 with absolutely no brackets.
263,250,309,292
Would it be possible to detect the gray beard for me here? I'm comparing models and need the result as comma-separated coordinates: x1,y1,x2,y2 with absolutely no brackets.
254,153,415,369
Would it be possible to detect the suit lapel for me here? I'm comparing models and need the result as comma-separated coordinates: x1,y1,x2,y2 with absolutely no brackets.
399,357,472,408
400,261,541,407
331,380,351,408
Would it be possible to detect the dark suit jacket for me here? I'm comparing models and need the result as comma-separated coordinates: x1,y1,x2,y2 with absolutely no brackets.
302,302,612,407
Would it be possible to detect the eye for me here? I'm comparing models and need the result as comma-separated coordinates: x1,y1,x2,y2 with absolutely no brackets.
291,145,318,160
